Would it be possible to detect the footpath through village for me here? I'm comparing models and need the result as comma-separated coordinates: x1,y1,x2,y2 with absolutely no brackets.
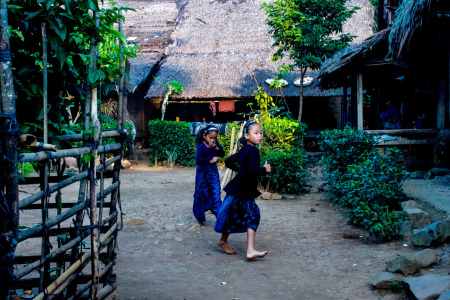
110,155,450,300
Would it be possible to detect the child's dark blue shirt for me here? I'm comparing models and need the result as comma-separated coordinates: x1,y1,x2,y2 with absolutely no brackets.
196,142,225,166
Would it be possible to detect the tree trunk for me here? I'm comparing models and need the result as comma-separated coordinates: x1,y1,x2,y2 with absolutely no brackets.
0,0,19,298
297,66,306,122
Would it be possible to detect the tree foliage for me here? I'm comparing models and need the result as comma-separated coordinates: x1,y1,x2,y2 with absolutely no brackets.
262,0,358,121
8,0,138,132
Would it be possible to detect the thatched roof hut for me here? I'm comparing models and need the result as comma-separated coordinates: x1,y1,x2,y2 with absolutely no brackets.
318,28,391,88
145,0,375,100
388,0,450,62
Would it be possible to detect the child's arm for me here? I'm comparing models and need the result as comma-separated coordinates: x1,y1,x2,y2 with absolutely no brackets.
225,152,239,171
196,144,214,166
213,141,225,157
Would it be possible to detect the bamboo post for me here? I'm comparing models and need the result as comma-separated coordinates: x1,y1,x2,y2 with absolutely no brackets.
88,11,101,299
104,152,120,287
0,0,19,297
39,21,51,292
229,126,235,156
117,8,124,130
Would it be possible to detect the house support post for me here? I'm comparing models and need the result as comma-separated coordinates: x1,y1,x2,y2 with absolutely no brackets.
356,71,363,130
342,85,348,128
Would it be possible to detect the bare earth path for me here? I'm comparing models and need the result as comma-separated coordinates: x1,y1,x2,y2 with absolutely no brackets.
114,166,422,300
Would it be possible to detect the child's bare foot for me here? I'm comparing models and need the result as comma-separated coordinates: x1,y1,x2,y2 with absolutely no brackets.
217,241,237,254
247,250,268,259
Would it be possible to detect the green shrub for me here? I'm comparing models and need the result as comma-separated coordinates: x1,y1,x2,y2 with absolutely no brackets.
319,127,408,241
334,148,408,207
148,120,196,166
217,123,240,159
261,117,307,154
318,126,375,175
261,149,308,194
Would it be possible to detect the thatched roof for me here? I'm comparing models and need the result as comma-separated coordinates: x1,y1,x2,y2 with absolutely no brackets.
111,0,178,53
145,0,375,100
388,0,449,60
318,28,390,88
128,53,164,93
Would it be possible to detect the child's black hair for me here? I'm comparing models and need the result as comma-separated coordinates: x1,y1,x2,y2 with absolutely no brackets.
195,125,219,146
238,121,260,147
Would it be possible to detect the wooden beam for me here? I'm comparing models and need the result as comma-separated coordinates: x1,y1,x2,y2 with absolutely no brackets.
356,71,363,130
365,129,438,135
375,138,438,146
437,26,447,129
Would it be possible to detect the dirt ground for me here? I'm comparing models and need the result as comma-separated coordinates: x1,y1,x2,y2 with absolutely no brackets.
15,164,450,300
113,165,449,300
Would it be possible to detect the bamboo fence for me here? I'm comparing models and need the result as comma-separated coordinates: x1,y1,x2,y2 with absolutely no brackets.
0,3,128,299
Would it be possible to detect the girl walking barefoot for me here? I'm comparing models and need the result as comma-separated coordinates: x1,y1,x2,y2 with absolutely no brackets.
193,125,225,223
214,121,271,259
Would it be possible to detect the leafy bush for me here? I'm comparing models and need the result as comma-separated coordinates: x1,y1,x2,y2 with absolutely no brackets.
261,117,307,154
334,148,408,207
319,128,408,241
217,123,240,158
261,149,308,194
318,126,375,175
148,120,196,166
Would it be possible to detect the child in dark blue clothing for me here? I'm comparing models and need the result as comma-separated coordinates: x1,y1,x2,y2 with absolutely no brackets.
214,121,271,259
193,125,225,223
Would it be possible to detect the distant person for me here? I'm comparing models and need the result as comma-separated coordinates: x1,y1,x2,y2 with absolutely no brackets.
193,125,225,224
214,121,270,259
381,99,402,129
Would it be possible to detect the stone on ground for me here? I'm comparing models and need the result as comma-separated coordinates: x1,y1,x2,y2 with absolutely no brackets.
64,157,77,167
400,221,412,241
261,191,272,200
122,159,132,168
411,220,450,247
371,272,403,289
404,274,450,300
430,168,450,176
409,171,426,179
387,254,420,275
438,290,450,300
124,217,148,225
404,208,432,229
272,193,283,200
414,249,438,268
401,200,422,210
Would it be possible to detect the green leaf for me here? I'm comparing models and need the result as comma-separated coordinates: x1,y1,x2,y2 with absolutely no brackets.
55,191,62,215
87,0,100,11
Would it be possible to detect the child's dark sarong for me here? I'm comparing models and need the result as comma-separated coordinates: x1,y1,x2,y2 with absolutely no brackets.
193,164,222,223
214,194,260,233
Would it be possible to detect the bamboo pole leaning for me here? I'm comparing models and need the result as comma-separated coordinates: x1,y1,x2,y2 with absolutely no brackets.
19,154,121,209
19,143,122,163
14,212,117,280
70,260,115,299
18,181,119,242
33,222,119,300
55,129,127,142
220,122,246,191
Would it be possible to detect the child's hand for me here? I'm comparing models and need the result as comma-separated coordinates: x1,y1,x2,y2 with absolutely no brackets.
208,140,217,149
264,161,271,173
210,156,218,164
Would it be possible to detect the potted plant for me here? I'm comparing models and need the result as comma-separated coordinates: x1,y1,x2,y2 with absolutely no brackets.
165,150,178,168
